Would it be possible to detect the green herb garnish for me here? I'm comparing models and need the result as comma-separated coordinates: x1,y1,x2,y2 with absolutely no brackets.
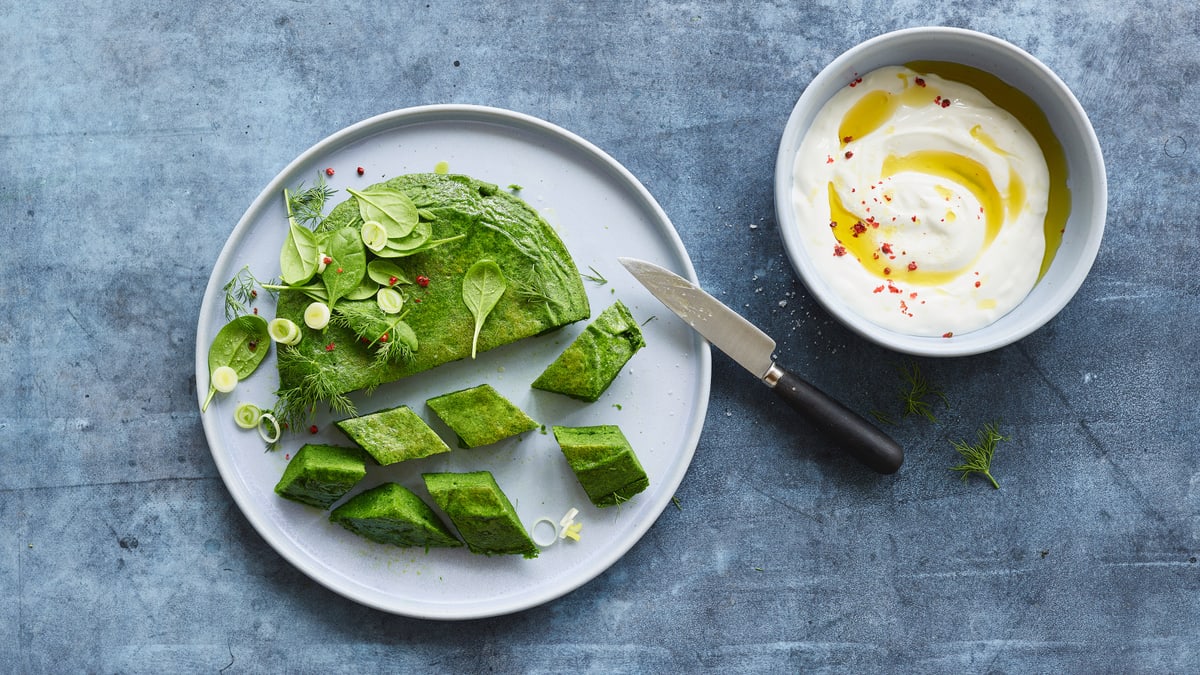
347,185,419,239
510,268,554,306
329,300,417,364
286,179,336,227
260,281,327,303
898,361,948,422
949,422,1007,489
222,265,261,319
366,260,412,287
320,227,367,308
280,188,320,285
273,346,356,429
202,315,270,412
582,266,608,285
462,260,507,359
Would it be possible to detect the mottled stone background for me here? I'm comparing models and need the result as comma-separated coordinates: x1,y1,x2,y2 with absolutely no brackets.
2,1,1197,672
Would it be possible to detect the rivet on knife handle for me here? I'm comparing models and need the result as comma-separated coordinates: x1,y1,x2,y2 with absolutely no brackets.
765,364,903,474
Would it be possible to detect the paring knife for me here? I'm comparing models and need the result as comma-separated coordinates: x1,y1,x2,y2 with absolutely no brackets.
619,257,903,474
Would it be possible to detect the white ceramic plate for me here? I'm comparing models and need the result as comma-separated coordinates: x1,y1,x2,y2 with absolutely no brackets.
196,105,711,619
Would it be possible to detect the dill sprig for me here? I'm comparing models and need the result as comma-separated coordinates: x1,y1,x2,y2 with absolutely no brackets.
286,177,336,227
328,303,416,365
949,422,1007,489
510,271,553,305
581,266,608,285
373,331,416,365
898,361,948,422
273,346,356,430
222,265,262,319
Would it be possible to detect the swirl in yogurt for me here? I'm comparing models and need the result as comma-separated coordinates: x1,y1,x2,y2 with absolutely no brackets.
792,64,1062,337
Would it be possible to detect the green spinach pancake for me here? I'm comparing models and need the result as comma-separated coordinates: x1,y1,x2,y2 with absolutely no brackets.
273,173,591,415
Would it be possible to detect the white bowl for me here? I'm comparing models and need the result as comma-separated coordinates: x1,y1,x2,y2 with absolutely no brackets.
774,27,1106,357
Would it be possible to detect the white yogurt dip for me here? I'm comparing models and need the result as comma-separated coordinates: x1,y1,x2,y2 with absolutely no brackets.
791,65,1051,337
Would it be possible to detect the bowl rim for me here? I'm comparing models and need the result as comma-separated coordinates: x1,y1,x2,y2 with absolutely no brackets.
774,26,1107,357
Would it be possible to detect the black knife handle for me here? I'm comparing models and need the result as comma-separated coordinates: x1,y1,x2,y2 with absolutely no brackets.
767,365,904,474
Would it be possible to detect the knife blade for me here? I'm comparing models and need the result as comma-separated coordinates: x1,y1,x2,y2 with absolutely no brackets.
619,257,903,474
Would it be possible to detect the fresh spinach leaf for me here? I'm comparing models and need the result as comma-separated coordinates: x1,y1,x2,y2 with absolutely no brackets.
202,314,270,411
462,259,506,359
377,231,467,259
380,220,432,255
260,281,328,303
321,227,367,308
345,274,381,301
366,260,412,287
376,320,418,364
347,186,419,239
280,221,319,285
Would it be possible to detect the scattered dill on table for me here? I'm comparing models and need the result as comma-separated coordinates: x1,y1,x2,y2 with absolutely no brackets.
898,360,948,422
949,422,1007,489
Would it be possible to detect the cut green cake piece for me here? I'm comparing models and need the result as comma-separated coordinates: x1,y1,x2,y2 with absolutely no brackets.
273,443,369,509
335,404,451,466
426,383,539,448
329,482,462,550
552,425,649,508
422,471,538,558
531,300,645,402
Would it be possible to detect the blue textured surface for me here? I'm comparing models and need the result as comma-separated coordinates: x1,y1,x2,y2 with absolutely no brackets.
3,2,1198,671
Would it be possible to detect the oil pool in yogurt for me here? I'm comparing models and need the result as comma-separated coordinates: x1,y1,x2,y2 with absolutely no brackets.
790,63,1070,337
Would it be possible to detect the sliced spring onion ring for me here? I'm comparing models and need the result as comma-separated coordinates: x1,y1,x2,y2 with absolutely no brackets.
303,301,331,329
257,412,280,444
211,366,238,393
361,220,388,252
376,287,404,314
531,518,559,548
234,402,261,429
268,317,302,345
316,251,329,274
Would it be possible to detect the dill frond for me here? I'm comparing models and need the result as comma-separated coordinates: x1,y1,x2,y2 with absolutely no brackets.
581,265,608,285
949,422,1007,489
373,325,416,365
273,346,358,430
328,301,416,364
286,177,336,228
510,272,553,305
898,360,948,423
222,265,261,319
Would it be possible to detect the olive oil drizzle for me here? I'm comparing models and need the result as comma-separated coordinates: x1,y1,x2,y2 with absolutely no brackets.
828,62,1070,282
907,61,1071,279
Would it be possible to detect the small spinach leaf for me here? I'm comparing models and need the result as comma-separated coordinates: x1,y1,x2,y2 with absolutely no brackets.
345,275,381,301
202,315,270,411
347,186,419,239
384,219,432,252
462,259,506,359
280,221,319,285
321,227,367,308
366,260,412,287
